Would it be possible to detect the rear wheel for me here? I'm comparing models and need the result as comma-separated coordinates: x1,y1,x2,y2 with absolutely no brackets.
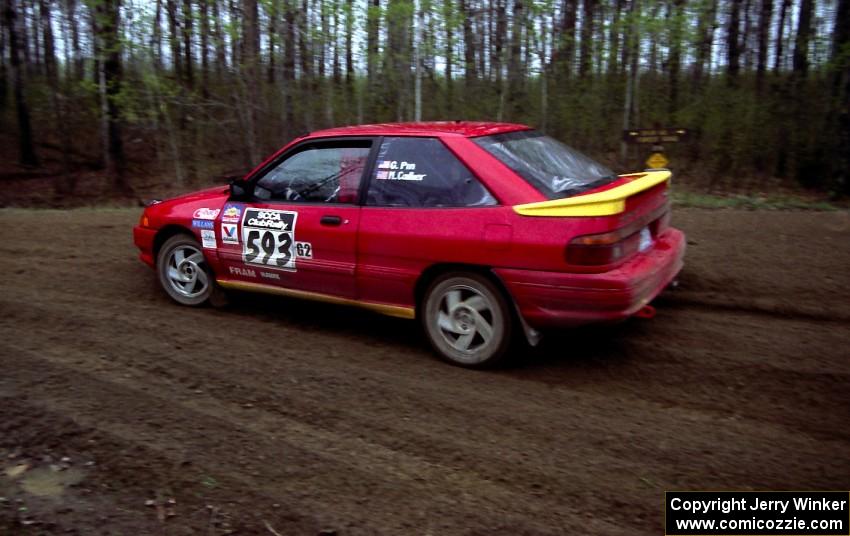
422,273,513,368
156,235,215,306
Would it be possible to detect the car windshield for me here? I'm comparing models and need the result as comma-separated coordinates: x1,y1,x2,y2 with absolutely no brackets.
474,130,616,199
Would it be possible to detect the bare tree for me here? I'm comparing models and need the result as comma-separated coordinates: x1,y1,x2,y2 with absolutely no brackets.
3,0,37,166
93,0,127,188
755,0,773,93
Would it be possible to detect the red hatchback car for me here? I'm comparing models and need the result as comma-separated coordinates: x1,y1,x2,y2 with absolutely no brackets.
134,122,685,367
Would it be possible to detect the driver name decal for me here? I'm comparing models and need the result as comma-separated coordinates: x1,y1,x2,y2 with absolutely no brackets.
241,208,298,271
375,160,426,181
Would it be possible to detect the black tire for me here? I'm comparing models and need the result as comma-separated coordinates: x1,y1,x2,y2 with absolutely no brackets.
421,272,514,368
156,234,216,306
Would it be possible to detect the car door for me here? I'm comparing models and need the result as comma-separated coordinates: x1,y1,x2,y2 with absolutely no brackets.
217,138,375,299
357,136,502,307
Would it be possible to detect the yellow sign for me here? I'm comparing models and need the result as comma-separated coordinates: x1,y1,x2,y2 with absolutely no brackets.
646,152,669,169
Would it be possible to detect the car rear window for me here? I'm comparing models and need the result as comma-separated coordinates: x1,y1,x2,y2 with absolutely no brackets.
473,130,616,199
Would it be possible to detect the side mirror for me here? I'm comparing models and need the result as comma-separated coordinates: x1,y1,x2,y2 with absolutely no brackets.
229,180,248,200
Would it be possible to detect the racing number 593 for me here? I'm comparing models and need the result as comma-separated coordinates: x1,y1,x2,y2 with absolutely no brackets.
245,229,293,267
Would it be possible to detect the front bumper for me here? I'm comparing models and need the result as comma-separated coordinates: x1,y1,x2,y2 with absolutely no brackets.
133,225,157,268
495,228,685,329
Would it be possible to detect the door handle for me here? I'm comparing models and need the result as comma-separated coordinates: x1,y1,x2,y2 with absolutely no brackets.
320,215,343,226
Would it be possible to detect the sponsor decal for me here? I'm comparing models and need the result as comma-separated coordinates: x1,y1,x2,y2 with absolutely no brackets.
193,207,220,220
222,203,242,222
192,219,214,229
200,229,217,249
221,223,239,244
295,241,313,259
241,208,298,271
260,271,281,280
374,160,426,181
228,266,256,277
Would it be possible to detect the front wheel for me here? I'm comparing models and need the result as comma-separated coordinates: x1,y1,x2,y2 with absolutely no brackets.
156,235,215,306
421,273,514,368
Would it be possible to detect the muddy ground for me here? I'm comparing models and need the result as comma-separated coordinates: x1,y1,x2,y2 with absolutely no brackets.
0,207,848,535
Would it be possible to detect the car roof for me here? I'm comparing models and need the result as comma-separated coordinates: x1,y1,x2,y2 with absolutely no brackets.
308,121,533,138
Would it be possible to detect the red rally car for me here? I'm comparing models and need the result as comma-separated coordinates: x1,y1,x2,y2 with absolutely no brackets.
134,122,685,367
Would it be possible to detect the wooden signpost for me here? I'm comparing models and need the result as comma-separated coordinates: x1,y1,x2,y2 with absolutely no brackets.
622,127,690,170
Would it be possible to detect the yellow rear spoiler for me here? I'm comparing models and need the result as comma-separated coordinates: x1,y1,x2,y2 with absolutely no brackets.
512,170,671,217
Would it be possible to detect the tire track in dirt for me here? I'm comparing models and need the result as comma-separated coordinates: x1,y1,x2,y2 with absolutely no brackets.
4,293,849,532
1,207,849,535
2,343,635,535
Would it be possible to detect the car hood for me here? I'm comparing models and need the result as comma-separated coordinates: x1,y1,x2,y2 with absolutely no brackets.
145,185,231,226
159,185,230,205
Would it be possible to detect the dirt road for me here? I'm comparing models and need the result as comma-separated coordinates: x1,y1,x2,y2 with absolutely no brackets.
1,207,849,535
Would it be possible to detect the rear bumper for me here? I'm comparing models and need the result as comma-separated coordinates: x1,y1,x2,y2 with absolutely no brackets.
133,225,157,268
495,228,685,329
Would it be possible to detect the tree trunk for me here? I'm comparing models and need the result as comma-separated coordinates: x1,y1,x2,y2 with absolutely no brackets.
166,0,182,80
774,0,791,72
182,0,194,88
620,0,638,163
366,0,378,116
692,0,716,87
792,0,814,80
298,0,314,127
152,0,163,71
507,0,523,116
491,0,504,82
3,0,37,166
726,0,741,84
282,0,295,134
241,0,260,162
0,16,7,110
200,0,209,95
742,0,753,72
459,0,476,83
414,0,422,120
831,0,850,194
212,0,226,76
607,0,624,74
39,0,54,78
755,0,773,93
578,0,594,77
667,0,684,119
94,0,127,189
553,0,577,80
266,0,276,83
63,0,82,79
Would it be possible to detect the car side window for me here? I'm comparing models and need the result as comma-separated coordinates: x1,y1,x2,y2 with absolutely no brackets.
254,142,371,203
366,137,498,207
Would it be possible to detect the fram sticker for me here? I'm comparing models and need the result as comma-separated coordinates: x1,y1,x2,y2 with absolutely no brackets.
193,207,220,220
192,219,214,229
228,266,255,277
241,208,298,271
200,229,217,249
222,203,242,222
221,223,239,244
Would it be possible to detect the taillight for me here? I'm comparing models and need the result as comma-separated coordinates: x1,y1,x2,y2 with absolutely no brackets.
566,229,641,266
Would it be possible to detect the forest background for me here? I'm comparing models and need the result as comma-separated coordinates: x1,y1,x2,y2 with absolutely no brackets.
1,0,848,204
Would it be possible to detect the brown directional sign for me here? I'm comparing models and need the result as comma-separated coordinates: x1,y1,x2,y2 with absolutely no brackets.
622,127,690,144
